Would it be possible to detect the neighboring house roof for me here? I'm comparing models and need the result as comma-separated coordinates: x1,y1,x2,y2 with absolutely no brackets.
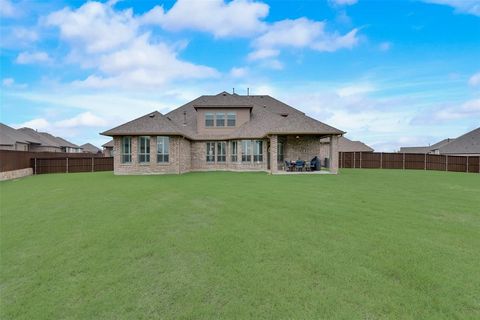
337,137,374,152
80,143,101,153
51,135,80,149
18,128,61,148
399,138,455,154
102,92,344,139
438,127,480,155
102,140,114,148
0,123,41,146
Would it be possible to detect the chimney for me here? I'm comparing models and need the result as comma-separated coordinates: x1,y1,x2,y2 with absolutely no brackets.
232,88,235,94
247,88,250,96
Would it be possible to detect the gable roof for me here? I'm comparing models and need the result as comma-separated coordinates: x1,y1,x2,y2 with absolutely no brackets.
101,111,190,137
18,128,61,148
102,92,344,139
80,143,101,153
439,127,480,154
0,123,41,146
50,135,80,148
102,140,114,148
399,138,455,154
337,137,374,152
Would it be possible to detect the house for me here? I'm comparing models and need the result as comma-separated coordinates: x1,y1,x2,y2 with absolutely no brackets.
101,92,344,175
51,135,83,153
102,140,114,157
337,136,374,152
399,138,454,154
0,123,41,151
80,143,101,154
17,128,62,152
438,127,480,156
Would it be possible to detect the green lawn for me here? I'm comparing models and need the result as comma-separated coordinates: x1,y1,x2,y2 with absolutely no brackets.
1,170,479,319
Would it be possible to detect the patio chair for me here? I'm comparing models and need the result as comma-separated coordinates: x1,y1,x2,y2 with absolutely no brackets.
310,156,320,171
285,160,293,171
295,160,305,172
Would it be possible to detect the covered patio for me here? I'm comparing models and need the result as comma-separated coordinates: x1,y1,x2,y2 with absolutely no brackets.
269,134,340,174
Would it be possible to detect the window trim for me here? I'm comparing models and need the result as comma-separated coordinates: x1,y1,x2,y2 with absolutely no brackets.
227,112,236,127
254,140,263,162
241,140,252,162
231,141,238,162
206,142,216,163
121,136,132,164
215,112,225,127
205,112,214,127
217,141,226,162
138,136,150,164
157,136,169,163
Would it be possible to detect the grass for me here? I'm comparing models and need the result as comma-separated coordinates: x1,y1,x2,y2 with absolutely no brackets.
1,169,479,319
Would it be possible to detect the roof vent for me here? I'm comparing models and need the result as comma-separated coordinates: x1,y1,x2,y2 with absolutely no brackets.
280,113,288,117
222,92,227,96
149,113,155,118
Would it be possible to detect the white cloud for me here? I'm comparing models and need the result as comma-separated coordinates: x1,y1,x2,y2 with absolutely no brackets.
251,18,359,60
330,0,358,6
413,98,480,123
336,83,376,97
230,67,248,78
141,0,269,38
55,111,107,128
468,72,480,87
2,78,14,86
422,0,480,16
45,1,137,53
13,118,50,130
15,51,50,64
0,0,17,17
44,1,219,88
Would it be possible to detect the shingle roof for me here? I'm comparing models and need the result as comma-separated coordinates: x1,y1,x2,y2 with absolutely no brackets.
50,135,80,148
102,92,344,139
0,123,41,145
337,137,374,152
18,128,61,147
439,127,480,154
80,143,101,153
102,140,114,148
101,111,191,137
399,138,455,154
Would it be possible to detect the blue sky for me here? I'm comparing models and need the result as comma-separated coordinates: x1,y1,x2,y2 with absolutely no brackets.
1,0,479,150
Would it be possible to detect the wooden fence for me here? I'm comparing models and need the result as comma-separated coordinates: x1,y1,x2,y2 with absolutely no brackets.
339,152,480,173
32,157,113,174
0,150,112,174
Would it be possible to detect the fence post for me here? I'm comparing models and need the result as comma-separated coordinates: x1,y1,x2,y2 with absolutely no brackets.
34,158,37,175
445,155,448,172
380,152,383,169
66,157,69,173
424,153,427,170
466,156,469,173
91,157,94,172
353,152,356,168
402,153,405,170
360,152,362,169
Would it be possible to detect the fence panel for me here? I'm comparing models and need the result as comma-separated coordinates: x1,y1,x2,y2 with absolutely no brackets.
35,158,67,174
447,156,467,172
68,158,94,173
468,156,479,173
426,154,446,171
94,157,114,171
360,152,381,168
404,153,425,170
382,153,403,169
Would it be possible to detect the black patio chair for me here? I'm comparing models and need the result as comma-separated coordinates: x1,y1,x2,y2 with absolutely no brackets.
295,160,305,172
310,156,320,171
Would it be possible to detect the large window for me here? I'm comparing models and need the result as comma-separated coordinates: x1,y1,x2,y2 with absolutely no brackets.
277,142,284,162
216,113,225,127
217,142,226,162
138,136,150,163
206,142,215,162
254,140,263,162
205,113,214,127
231,141,238,162
157,136,169,163
121,136,132,163
227,113,236,127
242,140,252,162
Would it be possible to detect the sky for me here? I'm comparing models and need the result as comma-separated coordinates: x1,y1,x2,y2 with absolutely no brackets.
1,0,479,151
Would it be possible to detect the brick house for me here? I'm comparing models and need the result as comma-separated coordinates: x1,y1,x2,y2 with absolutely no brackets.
101,92,344,175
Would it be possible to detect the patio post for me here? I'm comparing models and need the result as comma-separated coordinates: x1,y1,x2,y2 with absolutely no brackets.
270,135,278,174
329,135,339,174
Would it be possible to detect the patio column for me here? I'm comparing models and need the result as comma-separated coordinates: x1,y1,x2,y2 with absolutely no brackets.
270,135,278,174
329,135,339,174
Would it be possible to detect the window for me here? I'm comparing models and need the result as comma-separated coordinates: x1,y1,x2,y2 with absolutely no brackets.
138,136,150,163
242,140,252,162
205,113,214,127
206,142,215,162
231,141,238,162
157,136,169,163
217,142,226,162
216,113,225,127
121,136,132,163
227,112,236,127
254,140,263,162
277,142,284,162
